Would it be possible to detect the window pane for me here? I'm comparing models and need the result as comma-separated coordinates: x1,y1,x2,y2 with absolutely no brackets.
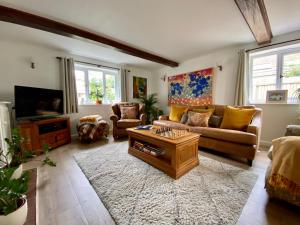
251,55,277,102
105,74,116,103
282,52,300,102
88,70,103,103
75,70,86,105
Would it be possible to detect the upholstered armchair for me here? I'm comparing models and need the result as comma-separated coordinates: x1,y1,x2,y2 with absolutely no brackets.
110,102,146,139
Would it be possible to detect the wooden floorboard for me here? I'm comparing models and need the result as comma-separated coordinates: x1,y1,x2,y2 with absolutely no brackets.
23,136,300,225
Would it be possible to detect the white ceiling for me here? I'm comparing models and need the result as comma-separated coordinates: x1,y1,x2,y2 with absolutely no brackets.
0,0,299,69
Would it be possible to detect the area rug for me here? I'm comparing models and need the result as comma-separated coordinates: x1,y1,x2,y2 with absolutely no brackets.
74,142,258,225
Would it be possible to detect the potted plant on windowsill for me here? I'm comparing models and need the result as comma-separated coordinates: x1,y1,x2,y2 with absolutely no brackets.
89,80,104,105
0,167,29,225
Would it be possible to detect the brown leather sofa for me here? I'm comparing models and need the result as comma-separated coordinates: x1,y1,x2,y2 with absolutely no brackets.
110,102,146,139
153,105,262,166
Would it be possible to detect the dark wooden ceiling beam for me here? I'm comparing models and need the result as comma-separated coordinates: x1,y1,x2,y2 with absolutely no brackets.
234,0,273,44
0,5,179,67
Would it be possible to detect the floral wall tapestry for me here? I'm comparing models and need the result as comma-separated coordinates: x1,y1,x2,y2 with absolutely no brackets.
133,76,147,98
168,68,213,106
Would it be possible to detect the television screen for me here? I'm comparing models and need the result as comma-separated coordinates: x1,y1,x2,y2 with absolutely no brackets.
15,86,64,120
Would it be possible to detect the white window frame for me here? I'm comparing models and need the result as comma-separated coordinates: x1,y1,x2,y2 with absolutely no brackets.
75,63,121,105
249,46,300,104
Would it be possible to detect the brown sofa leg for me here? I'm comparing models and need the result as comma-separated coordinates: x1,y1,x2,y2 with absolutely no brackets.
247,159,253,166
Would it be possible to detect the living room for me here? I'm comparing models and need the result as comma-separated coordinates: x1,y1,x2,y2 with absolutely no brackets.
0,1,300,225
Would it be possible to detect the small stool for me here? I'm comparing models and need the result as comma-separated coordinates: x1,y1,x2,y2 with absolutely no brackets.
77,116,109,143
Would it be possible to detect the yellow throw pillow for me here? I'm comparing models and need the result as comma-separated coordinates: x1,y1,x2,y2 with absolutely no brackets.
220,106,256,131
169,105,188,122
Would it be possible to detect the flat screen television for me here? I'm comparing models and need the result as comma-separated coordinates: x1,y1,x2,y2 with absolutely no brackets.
15,86,64,120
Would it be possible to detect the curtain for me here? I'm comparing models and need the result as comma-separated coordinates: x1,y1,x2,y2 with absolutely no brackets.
121,68,129,102
234,49,248,106
60,58,78,114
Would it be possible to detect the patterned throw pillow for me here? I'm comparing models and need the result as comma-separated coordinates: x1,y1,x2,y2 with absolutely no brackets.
120,106,137,119
186,111,212,127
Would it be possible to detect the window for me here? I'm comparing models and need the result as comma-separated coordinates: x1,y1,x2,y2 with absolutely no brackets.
75,63,121,105
249,46,300,103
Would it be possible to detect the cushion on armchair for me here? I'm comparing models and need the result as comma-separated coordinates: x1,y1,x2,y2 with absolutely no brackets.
120,105,138,119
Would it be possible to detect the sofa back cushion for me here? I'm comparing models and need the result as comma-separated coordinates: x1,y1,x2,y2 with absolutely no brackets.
220,106,256,131
186,111,213,127
169,105,188,122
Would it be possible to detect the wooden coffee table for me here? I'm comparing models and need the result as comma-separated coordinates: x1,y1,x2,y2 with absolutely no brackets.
127,128,200,179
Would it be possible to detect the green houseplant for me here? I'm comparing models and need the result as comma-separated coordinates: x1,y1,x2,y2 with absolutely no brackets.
0,128,56,179
0,167,29,225
139,93,164,124
89,79,104,104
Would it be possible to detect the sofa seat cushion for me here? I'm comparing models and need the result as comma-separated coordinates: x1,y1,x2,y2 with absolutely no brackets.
189,126,256,145
117,119,141,128
153,120,190,130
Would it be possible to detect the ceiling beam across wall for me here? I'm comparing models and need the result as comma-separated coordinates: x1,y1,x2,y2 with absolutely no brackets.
234,0,273,44
0,5,179,67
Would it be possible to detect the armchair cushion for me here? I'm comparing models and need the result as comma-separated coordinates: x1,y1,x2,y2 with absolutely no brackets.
120,105,138,119
117,119,141,128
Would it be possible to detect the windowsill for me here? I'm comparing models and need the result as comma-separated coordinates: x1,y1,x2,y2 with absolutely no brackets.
249,102,299,106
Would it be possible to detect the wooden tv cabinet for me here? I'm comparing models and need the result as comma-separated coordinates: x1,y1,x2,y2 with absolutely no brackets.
17,117,71,155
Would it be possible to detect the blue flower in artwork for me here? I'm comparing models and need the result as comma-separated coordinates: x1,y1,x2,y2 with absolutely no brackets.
170,82,184,96
188,73,210,97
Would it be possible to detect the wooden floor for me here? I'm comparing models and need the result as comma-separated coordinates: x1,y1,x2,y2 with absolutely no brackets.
24,136,300,225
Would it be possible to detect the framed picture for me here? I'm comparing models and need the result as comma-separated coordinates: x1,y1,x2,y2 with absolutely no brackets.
266,90,288,103
168,67,213,106
133,76,147,98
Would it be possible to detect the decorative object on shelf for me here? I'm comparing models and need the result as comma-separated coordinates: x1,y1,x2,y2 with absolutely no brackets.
168,67,213,106
139,93,163,124
133,76,147,98
266,90,288,103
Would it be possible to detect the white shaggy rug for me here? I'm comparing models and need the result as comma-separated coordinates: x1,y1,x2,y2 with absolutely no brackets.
74,141,258,225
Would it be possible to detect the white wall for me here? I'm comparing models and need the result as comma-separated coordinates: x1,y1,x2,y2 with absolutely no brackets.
156,47,240,113
0,40,156,135
155,31,300,144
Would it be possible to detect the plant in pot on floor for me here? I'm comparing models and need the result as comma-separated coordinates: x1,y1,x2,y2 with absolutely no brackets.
139,93,164,124
0,128,56,225
0,128,56,178
0,168,29,225
89,79,104,104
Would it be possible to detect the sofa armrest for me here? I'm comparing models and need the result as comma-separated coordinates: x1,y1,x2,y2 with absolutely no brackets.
140,113,146,125
110,115,119,127
159,115,169,120
248,108,262,148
